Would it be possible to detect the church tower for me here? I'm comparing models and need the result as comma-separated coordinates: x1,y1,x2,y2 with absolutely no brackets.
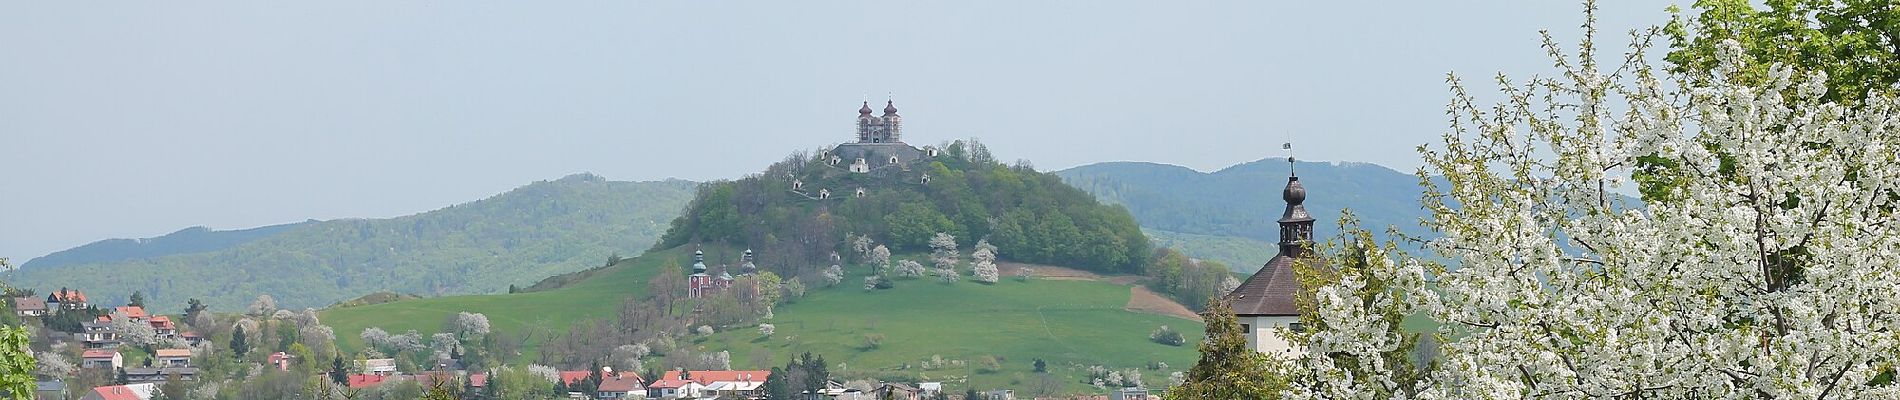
1224,158,1316,356
688,249,713,298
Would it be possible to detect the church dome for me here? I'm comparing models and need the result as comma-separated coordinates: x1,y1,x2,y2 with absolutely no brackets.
883,100,898,115
1283,176,1306,205
860,102,873,115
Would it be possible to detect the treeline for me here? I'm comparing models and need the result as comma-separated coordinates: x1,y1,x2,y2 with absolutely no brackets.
657,140,1151,275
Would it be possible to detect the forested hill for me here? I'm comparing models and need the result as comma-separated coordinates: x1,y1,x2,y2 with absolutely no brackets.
657,141,1151,275
1055,158,1434,271
22,221,315,270
13,174,697,312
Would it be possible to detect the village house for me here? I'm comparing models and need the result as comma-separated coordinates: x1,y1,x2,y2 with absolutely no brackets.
179,332,205,347
81,349,121,370
596,374,647,399
79,320,119,348
1107,387,1152,400
872,382,922,400
268,352,294,370
112,306,147,323
12,296,47,317
123,367,199,383
79,383,153,400
648,370,771,399
154,348,192,368
347,374,390,390
47,289,88,311
917,382,942,397
977,389,1016,400
36,380,67,400
147,316,177,339
359,358,397,375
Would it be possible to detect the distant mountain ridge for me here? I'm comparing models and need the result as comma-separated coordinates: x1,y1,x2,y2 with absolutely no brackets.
22,221,317,270
13,174,698,312
1056,158,1435,271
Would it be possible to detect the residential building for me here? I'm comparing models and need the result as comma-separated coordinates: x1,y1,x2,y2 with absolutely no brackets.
35,380,66,400
179,332,205,347
872,383,922,400
81,349,121,370
154,349,192,368
13,297,47,317
79,383,153,400
1224,167,1317,356
596,375,646,399
1108,387,1152,400
347,374,390,389
79,321,119,349
267,352,293,371
977,389,1015,400
147,316,177,339
359,358,397,375
112,306,147,323
122,368,199,383
648,369,767,399
917,382,942,397
47,289,88,311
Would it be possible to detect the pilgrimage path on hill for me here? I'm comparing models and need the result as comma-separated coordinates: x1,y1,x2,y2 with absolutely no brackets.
996,261,1202,321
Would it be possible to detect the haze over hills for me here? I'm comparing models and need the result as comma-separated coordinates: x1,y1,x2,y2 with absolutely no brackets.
1056,158,1435,271
21,221,317,270
12,174,697,312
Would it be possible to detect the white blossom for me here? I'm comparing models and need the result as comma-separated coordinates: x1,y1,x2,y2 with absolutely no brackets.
821,265,845,287
1287,17,1900,399
526,364,560,382
758,324,775,337
455,312,491,336
895,260,927,278
247,294,277,316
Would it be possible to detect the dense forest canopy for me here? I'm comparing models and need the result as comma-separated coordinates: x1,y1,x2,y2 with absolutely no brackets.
657,140,1152,276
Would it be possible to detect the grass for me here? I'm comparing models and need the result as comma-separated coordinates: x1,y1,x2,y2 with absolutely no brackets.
321,246,687,360
323,246,1205,395
681,266,1203,395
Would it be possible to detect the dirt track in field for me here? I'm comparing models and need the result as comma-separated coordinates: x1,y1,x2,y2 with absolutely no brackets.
996,261,1201,321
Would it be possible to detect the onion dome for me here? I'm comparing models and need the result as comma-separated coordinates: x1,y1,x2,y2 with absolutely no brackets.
883,100,898,115
859,101,873,115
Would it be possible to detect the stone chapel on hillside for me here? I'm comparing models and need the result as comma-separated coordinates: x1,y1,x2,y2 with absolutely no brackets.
1223,159,1318,356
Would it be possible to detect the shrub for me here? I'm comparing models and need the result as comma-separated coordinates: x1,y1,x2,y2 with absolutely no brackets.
1149,325,1184,346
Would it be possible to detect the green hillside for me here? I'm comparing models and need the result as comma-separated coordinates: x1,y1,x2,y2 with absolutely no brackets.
15,174,697,312
695,266,1200,394
323,244,1202,395
22,221,315,270
1143,228,1275,274
1056,158,1435,271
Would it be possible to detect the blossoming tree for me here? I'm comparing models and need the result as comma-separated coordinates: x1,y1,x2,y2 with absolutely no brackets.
1291,7,1900,399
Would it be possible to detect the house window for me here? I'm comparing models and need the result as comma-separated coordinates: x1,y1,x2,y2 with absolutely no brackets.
1240,324,1251,333
1289,322,1304,332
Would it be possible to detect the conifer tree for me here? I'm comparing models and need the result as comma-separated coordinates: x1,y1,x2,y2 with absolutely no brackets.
1166,299,1285,399
230,326,251,357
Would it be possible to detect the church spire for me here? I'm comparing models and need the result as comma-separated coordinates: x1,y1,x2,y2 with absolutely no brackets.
1277,163,1314,256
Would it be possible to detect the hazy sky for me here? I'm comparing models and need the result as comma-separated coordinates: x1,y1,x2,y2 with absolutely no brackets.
1,1,1672,260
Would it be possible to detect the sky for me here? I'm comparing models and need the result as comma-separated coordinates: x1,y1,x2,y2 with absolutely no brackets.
0,1,1674,260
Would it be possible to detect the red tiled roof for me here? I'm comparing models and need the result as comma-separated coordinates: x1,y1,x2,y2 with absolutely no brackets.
155,349,192,358
468,373,488,388
656,370,771,386
115,306,148,319
49,289,87,303
88,385,142,400
348,374,390,389
83,349,117,359
181,332,202,338
149,316,175,330
95,315,111,323
558,371,593,385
